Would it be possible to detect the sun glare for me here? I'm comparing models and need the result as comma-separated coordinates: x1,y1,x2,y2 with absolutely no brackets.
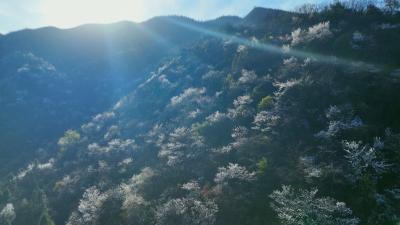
38,0,147,28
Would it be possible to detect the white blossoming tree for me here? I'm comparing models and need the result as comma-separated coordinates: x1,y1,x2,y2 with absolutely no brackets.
118,167,154,210
66,186,108,225
228,95,255,119
156,196,218,225
291,21,332,46
158,127,205,166
343,139,389,181
270,186,359,225
214,163,256,184
0,203,16,225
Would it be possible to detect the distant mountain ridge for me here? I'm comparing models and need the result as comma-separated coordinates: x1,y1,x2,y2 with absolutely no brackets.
244,7,293,22
0,7,283,36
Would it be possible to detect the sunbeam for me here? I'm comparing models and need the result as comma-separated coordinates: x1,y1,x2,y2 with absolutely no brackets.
166,17,384,72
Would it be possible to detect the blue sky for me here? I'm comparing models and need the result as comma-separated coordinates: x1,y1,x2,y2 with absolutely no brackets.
0,0,326,34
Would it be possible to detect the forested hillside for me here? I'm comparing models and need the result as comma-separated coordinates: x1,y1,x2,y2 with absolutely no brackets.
1,2,400,225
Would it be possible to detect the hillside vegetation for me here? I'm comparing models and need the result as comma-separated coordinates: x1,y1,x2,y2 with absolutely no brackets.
1,2,400,225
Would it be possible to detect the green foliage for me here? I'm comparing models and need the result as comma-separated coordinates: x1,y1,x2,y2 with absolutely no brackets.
57,129,80,153
256,157,268,176
38,210,56,225
257,96,274,111
225,73,234,86
53,180,65,192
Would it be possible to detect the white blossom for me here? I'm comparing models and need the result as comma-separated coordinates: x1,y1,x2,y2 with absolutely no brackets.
117,168,155,210
119,158,133,167
212,145,234,154
103,125,120,140
88,139,136,155
307,21,332,41
158,74,172,86
228,95,255,119
0,203,16,225
316,106,364,139
291,28,303,46
93,112,116,123
274,79,302,96
54,175,79,192
170,88,208,106
15,52,57,75
201,70,222,80
231,126,248,140
67,186,108,225
352,31,365,42
282,44,291,53
291,21,332,46
156,197,218,225
37,158,55,170
158,127,205,166
373,137,384,150
237,70,257,85
237,45,247,53
252,111,280,132
233,95,252,108
188,109,201,118
326,105,341,120
113,97,128,110
182,180,201,192
283,57,299,68
129,167,155,188
14,163,35,180
212,126,249,153
97,160,110,172
205,111,228,124
82,112,116,133
214,163,256,184
299,156,322,178
270,186,359,225
58,130,80,148
343,140,390,180
378,23,400,29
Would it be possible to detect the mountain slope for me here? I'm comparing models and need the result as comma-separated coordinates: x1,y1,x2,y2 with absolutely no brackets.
1,5,400,225
0,16,214,177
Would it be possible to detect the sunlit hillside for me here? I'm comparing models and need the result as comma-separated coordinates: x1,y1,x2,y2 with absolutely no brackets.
0,1,400,225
